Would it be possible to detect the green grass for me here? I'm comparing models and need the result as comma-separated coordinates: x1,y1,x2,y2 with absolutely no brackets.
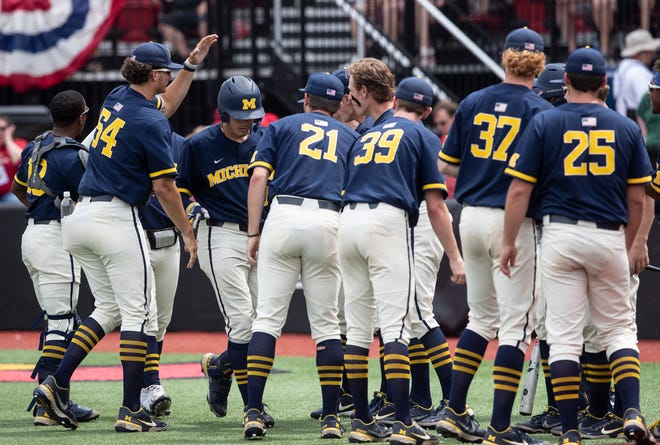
1,348,659,444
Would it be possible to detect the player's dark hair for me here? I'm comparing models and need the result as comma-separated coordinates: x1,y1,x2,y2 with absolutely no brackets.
50,90,86,125
502,49,545,78
348,58,396,104
597,84,610,102
120,57,152,85
567,73,605,92
395,99,427,115
433,100,457,118
308,95,341,114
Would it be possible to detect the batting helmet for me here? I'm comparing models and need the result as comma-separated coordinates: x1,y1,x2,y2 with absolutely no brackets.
217,76,265,122
534,63,566,105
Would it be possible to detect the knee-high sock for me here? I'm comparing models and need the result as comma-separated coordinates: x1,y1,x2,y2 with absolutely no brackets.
490,345,524,431
384,341,411,424
609,348,641,412
420,327,453,401
54,317,105,387
246,332,276,411
409,339,432,407
551,359,581,433
228,341,249,406
120,330,148,411
377,332,387,394
35,339,68,383
143,335,160,387
346,344,371,421
340,335,351,396
582,350,611,418
316,339,343,417
539,340,556,409
448,329,489,413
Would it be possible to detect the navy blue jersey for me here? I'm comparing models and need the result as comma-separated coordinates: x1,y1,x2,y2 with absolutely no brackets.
373,109,394,127
355,116,375,134
249,112,358,204
14,132,86,221
440,83,553,208
178,125,264,222
139,132,185,230
505,103,653,224
342,116,447,223
79,85,177,206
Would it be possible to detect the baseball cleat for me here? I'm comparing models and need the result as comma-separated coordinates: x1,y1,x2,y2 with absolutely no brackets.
410,402,434,422
558,429,581,445
348,418,391,443
579,411,622,439
33,405,57,426
436,406,485,442
622,408,655,445
32,375,78,429
140,384,171,417
243,408,267,440
114,406,167,432
650,418,660,439
515,406,561,433
374,400,395,425
390,420,438,445
200,351,232,417
368,391,388,416
418,400,448,429
320,413,344,439
311,392,355,419
70,401,100,422
481,425,549,445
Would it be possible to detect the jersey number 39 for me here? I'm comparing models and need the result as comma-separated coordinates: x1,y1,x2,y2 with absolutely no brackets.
91,108,126,158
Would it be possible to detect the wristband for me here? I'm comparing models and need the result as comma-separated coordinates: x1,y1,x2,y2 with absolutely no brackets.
247,233,260,238
183,59,198,72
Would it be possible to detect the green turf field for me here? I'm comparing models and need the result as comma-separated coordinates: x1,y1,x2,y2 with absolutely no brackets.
1,349,658,444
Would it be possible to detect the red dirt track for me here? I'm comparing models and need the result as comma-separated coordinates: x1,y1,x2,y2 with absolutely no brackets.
2,331,660,361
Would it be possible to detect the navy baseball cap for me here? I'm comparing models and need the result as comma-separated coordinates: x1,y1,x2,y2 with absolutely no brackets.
504,27,544,53
131,42,183,69
395,77,433,106
565,47,606,76
298,72,344,103
331,68,350,95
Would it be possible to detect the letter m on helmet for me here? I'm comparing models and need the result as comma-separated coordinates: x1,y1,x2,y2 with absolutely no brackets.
242,98,257,110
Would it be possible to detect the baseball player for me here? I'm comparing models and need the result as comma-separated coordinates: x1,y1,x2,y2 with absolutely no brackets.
340,73,465,444
436,27,552,445
31,39,208,432
176,75,274,426
500,47,655,445
12,90,99,427
244,72,357,440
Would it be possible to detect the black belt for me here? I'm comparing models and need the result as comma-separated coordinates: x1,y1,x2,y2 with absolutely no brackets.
548,215,621,231
207,220,249,232
81,195,114,202
33,219,53,225
276,196,340,212
347,202,379,210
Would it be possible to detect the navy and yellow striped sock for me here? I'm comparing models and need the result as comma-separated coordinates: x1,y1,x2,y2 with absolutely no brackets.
378,332,387,394
246,332,276,411
120,331,147,411
490,345,524,431
582,351,611,417
37,339,68,383
384,341,411,424
345,344,370,421
448,329,489,413
228,341,249,405
420,327,453,401
409,339,432,407
316,339,343,417
609,349,641,412
539,340,556,409
143,335,160,387
54,317,105,387
340,335,351,396
551,359,581,432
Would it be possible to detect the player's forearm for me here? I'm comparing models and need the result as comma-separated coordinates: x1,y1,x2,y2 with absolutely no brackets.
625,185,646,250
247,172,268,235
438,159,459,178
633,195,655,245
154,178,194,237
428,201,461,261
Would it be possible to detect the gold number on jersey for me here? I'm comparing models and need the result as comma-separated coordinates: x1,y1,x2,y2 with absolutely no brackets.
353,129,404,165
470,113,521,161
91,108,126,158
563,130,615,176
299,123,338,163
26,158,47,196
